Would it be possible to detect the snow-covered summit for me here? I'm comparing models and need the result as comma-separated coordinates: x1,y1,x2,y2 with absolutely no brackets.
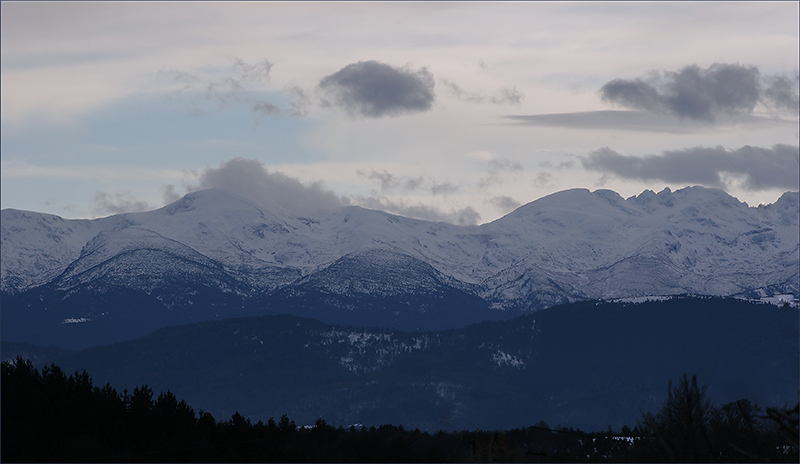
2,186,798,312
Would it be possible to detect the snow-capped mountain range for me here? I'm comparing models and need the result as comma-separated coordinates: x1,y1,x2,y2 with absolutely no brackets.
2,186,798,347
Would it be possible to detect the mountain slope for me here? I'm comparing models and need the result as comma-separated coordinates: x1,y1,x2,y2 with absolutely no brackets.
1,186,797,348
263,248,494,330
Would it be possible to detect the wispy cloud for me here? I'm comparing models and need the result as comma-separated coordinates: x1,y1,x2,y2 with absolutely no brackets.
233,58,273,82
358,169,410,193
487,195,521,213
478,157,524,189
440,79,523,105
319,60,435,118
504,110,715,133
488,159,523,174
286,86,311,117
356,196,480,225
161,184,182,205
357,169,457,196
92,191,152,216
503,110,796,133
430,181,459,196
252,100,281,117
159,57,283,117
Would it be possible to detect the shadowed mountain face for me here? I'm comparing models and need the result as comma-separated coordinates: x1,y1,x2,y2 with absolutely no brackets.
35,297,798,433
2,186,798,349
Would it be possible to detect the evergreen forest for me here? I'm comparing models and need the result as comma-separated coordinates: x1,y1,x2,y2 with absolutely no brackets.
2,357,797,462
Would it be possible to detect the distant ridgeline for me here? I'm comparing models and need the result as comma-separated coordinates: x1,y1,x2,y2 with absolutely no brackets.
2,186,798,350
2,297,797,434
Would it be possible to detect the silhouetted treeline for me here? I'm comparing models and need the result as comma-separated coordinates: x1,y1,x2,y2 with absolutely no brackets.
2,357,797,462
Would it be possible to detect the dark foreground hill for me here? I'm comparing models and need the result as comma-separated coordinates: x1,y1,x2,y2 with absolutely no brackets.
42,297,798,432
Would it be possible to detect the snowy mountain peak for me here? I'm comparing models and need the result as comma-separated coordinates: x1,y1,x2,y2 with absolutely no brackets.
2,186,798,316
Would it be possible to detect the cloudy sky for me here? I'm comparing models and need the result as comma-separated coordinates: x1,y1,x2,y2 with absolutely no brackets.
2,1,798,224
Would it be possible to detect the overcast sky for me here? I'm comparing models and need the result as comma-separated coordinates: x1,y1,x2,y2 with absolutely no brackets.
2,1,798,224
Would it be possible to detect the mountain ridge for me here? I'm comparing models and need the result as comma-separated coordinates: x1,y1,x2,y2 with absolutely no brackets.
2,186,798,348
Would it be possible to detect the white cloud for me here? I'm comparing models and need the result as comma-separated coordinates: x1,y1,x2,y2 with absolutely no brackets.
92,191,152,216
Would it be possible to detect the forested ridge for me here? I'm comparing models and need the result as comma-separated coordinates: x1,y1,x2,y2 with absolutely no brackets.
18,297,796,432
2,357,797,462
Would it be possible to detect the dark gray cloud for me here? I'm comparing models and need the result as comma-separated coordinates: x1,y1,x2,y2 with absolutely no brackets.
92,192,151,216
488,195,521,213
600,63,799,121
194,158,347,211
357,196,480,225
762,71,800,116
441,79,524,105
582,144,799,191
319,60,435,118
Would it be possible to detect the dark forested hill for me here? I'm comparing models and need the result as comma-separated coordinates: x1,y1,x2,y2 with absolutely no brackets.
44,297,798,432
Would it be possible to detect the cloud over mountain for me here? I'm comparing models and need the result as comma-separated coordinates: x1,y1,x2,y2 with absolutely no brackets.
191,159,477,224
582,144,800,191
192,158,347,211
92,192,152,216
600,63,799,121
356,196,480,225
319,61,435,118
